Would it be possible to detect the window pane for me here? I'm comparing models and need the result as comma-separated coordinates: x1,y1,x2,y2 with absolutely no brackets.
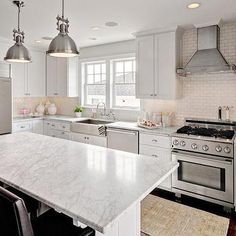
87,75,94,84
95,64,101,74
102,64,106,73
125,72,135,83
115,73,124,83
94,74,101,84
86,85,106,105
87,64,94,74
125,61,132,72
114,84,139,107
115,62,123,73
101,74,106,83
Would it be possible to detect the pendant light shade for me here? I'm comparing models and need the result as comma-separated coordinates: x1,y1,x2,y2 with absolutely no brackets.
5,1,31,63
47,0,79,57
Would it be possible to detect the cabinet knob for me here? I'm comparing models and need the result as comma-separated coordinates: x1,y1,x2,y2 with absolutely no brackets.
152,154,158,158
150,94,154,96
152,139,158,143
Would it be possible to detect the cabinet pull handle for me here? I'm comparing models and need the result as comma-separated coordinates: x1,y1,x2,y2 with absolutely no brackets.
152,139,158,142
150,94,153,96
152,154,158,158
62,126,66,128
20,126,25,129
62,132,65,135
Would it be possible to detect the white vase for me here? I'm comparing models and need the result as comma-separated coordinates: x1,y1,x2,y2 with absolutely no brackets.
75,112,82,118
48,103,57,115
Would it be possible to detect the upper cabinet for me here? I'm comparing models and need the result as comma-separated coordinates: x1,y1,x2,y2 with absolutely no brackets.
12,50,46,97
46,56,78,97
135,28,183,99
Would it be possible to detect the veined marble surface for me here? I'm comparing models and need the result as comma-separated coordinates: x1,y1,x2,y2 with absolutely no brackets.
13,115,86,123
0,133,178,233
106,121,179,136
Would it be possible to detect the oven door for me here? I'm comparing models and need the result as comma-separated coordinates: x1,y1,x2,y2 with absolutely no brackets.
172,150,233,203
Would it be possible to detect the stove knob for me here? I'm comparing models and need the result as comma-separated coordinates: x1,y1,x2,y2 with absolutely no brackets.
191,143,198,150
180,141,186,147
224,146,231,154
173,140,179,146
202,145,209,151
215,145,222,152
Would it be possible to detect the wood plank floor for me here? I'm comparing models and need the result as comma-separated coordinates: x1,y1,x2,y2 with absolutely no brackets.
141,189,236,236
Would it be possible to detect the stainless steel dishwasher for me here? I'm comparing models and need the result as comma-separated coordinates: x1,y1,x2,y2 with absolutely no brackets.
107,128,139,154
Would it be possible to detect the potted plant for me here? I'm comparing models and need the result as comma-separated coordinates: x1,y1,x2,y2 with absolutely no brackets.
74,105,83,118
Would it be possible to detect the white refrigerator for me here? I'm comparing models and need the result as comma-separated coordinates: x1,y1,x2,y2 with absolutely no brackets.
0,62,12,134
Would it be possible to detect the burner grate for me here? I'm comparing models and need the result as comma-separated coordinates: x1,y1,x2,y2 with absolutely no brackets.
177,126,235,139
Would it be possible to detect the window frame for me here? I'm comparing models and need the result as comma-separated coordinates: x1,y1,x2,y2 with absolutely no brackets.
111,57,138,109
81,53,140,111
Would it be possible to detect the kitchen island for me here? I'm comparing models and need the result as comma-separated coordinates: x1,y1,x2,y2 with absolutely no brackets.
0,132,178,236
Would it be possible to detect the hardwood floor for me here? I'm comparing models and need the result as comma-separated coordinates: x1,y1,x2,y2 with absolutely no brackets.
146,189,236,236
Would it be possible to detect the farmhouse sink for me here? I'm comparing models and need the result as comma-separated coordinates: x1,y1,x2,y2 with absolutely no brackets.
71,119,114,136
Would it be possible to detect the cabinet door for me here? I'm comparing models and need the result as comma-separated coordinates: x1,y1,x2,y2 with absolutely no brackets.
136,35,155,98
32,120,44,134
140,145,172,190
71,132,89,144
89,136,107,147
12,63,27,97
28,51,46,97
155,32,176,99
12,121,33,133
46,56,57,96
57,58,67,97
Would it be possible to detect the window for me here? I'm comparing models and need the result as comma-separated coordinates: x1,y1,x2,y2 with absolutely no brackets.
112,58,139,108
83,61,106,106
82,55,139,109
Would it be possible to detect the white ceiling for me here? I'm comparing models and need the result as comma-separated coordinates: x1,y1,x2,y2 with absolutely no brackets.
1,0,236,49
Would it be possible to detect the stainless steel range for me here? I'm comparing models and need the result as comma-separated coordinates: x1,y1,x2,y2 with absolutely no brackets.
171,118,236,208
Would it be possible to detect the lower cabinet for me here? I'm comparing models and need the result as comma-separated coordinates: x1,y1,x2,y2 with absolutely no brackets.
71,132,107,147
43,120,71,140
13,119,44,134
139,133,172,190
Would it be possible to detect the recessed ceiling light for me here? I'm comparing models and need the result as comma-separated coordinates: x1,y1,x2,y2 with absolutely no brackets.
89,37,97,41
187,2,201,9
91,26,100,31
35,40,41,43
105,21,118,27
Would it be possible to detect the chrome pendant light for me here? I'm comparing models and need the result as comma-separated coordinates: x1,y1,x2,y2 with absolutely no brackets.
4,1,31,63
47,0,79,57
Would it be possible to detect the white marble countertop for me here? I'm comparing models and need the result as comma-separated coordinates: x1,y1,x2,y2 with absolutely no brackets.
106,121,179,136
13,115,85,123
0,132,178,233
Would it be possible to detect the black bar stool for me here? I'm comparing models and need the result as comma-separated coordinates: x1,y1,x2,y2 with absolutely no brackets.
0,187,95,236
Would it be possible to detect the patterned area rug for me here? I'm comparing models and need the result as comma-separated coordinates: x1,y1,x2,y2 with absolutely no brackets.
141,195,229,236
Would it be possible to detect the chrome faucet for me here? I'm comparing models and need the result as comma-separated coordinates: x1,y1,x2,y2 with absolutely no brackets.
96,102,106,118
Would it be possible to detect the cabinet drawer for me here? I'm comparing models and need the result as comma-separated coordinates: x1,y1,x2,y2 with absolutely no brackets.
140,145,171,163
55,122,70,132
140,133,171,148
71,133,89,144
13,121,32,133
47,130,71,140
140,144,172,189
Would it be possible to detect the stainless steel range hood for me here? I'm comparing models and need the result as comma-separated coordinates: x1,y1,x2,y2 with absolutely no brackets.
177,25,236,76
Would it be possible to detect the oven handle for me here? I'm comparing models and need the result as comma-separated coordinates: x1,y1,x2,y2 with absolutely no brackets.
172,150,233,165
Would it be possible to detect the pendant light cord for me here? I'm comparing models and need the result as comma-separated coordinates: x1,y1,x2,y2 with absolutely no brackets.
17,3,21,31
62,0,64,19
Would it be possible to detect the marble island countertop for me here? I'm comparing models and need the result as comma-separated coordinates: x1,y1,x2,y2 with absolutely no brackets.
0,132,178,233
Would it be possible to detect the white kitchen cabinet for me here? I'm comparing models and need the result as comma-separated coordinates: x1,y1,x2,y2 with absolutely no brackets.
32,120,44,134
139,133,172,190
43,120,71,140
12,121,33,133
135,28,183,99
12,50,46,97
71,132,107,147
46,56,78,97
12,119,44,134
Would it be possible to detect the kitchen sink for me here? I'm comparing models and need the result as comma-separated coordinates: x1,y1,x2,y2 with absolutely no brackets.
71,119,114,136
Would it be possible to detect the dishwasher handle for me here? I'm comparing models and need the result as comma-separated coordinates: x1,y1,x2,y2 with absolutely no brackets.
107,128,138,136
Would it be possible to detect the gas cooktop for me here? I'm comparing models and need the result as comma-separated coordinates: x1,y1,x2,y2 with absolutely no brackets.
177,126,235,140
